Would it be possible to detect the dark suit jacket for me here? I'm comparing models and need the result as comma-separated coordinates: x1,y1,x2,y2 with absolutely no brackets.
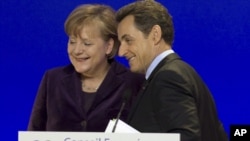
127,53,228,141
28,60,144,131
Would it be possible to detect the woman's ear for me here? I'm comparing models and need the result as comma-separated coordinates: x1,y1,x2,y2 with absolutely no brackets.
151,25,162,45
106,38,114,55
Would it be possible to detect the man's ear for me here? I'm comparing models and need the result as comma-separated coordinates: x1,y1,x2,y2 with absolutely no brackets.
151,25,162,45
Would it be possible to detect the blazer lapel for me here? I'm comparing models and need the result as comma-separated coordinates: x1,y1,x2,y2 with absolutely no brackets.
90,61,124,110
61,70,84,116
92,68,123,107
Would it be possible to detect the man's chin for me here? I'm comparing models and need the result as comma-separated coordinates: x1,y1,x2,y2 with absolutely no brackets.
130,66,143,74
129,66,137,72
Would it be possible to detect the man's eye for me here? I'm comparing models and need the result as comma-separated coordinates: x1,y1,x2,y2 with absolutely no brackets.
125,38,132,43
126,40,133,45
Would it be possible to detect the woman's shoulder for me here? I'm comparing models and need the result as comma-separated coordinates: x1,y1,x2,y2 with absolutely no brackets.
43,64,75,77
111,60,145,81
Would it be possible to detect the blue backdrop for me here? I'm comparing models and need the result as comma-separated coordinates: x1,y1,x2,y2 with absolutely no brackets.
1,0,249,140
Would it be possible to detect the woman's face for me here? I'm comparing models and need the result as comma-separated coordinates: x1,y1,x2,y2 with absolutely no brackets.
67,24,113,76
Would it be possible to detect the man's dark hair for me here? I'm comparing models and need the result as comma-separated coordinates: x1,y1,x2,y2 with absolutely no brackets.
116,0,174,45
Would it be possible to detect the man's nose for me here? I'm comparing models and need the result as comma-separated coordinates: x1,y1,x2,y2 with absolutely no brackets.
118,43,127,57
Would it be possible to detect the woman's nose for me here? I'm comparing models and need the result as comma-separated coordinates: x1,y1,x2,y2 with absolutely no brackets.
74,43,84,54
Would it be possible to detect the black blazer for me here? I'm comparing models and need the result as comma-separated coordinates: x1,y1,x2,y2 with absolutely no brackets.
127,53,228,141
28,60,144,131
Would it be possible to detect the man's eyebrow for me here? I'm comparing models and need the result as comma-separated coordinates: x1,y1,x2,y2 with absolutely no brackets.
120,34,131,41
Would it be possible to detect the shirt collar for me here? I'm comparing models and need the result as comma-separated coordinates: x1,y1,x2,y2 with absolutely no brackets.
145,49,174,80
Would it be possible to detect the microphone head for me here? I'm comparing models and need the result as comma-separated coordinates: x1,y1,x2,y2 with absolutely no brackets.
122,89,132,102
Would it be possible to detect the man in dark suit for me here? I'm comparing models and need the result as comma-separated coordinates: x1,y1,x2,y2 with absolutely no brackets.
116,0,228,140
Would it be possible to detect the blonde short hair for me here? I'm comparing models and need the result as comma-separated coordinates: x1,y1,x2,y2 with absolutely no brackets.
65,4,119,59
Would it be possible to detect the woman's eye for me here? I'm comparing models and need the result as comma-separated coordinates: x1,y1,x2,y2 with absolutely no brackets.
69,41,76,44
84,43,92,46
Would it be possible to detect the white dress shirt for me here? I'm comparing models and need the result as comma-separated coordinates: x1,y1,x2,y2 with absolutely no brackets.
145,49,174,80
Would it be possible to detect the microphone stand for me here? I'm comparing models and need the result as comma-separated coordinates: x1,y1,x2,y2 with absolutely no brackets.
112,101,126,133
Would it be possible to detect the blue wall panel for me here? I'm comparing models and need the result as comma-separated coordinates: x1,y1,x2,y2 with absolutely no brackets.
1,0,249,140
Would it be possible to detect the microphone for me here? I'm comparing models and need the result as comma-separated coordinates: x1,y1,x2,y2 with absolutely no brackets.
112,90,131,133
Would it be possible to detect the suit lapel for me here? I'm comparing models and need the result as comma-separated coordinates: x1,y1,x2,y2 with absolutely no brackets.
147,53,181,82
127,53,181,122
127,80,148,122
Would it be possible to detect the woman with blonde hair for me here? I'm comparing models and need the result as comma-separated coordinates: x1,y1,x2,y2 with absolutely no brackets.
28,4,144,131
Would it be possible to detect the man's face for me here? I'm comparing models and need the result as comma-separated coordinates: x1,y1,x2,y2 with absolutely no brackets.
117,15,155,74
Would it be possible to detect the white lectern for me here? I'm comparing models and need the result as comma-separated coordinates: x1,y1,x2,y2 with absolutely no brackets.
18,131,180,141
